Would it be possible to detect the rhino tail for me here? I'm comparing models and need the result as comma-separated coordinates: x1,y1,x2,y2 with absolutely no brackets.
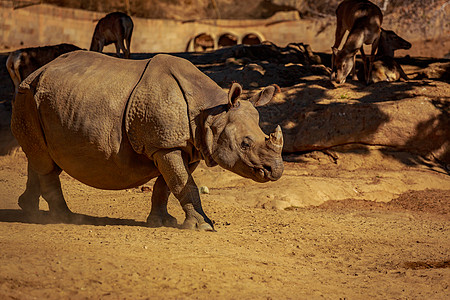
17,63,47,95
11,69,56,174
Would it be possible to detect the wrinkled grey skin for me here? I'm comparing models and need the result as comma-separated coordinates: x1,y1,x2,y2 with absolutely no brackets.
90,12,133,59
11,51,284,231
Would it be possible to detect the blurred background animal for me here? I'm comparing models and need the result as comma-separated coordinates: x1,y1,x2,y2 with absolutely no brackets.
331,0,383,84
366,28,411,84
90,12,134,58
377,28,412,58
6,43,81,98
366,56,409,83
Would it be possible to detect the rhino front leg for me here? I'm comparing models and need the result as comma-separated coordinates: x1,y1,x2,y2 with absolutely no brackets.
146,175,178,228
153,149,214,231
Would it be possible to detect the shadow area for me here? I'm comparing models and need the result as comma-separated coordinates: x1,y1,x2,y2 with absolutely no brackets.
380,98,450,171
396,55,450,69
0,52,19,155
252,68,448,171
273,90,449,172
130,42,329,89
1,44,448,172
0,209,148,227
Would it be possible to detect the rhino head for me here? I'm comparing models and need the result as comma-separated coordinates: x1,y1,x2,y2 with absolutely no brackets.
201,83,284,183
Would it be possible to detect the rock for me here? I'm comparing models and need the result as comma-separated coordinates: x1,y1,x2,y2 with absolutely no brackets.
414,62,450,81
140,186,152,193
199,186,210,194
259,83,450,165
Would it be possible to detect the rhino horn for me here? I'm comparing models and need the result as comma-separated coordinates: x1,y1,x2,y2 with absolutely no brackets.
267,125,283,152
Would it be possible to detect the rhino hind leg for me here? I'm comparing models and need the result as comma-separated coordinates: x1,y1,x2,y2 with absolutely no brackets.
146,175,178,228
12,88,72,222
38,168,73,221
153,149,214,231
18,164,41,214
19,164,73,222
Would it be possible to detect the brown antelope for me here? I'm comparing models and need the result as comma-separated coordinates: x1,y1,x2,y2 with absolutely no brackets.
367,29,411,84
331,0,383,84
90,12,133,59
366,56,409,83
6,43,81,98
377,28,411,57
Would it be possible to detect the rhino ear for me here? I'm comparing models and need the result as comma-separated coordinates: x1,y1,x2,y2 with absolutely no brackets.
228,82,242,109
249,84,279,107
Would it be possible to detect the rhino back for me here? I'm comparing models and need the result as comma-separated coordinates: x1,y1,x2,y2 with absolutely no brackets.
125,54,227,157
21,51,155,187
33,51,146,154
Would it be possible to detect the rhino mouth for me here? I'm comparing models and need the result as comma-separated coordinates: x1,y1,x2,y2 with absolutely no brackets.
253,165,274,182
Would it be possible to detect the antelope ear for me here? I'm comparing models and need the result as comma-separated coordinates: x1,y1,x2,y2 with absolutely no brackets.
249,84,279,107
228,82,242,108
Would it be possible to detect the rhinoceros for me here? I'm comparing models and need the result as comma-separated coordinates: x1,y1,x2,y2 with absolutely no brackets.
11,51,284,230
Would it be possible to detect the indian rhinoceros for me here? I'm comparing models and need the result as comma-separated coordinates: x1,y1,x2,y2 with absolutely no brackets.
11,51,284,231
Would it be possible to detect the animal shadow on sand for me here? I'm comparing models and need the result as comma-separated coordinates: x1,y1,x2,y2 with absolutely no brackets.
0,209,153,227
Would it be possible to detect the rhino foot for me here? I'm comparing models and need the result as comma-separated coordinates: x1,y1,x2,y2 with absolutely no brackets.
146,213,178,228
18,194,39,214
180,203,215,231
181,217,215,231
18,195,42,223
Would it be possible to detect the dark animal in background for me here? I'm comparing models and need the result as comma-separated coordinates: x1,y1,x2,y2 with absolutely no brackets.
366,56,409,83
193,33,214,52
90,12,133,58
6,43,81,97
377,28,412,57
367,29,412,83
331,0,383,84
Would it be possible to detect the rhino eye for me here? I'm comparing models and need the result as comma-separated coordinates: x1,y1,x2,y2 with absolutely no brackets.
240,137,253,150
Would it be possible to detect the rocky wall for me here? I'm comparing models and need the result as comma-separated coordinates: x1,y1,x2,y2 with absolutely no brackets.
0,4,334,53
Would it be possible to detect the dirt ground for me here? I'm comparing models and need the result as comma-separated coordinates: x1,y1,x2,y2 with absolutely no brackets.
0,149,449,299
0,45,449,299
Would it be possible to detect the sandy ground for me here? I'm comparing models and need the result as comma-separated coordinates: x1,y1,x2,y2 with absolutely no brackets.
0,147,449,299
0,44,449,298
